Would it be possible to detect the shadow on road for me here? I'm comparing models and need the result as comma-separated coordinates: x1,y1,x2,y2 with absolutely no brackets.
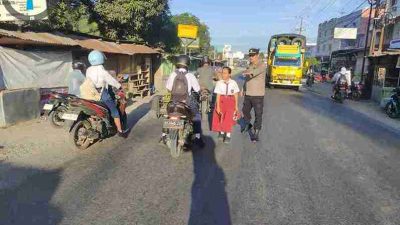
289,93,400,147
124,102,151,137
189,136,231,225
0,163,63,225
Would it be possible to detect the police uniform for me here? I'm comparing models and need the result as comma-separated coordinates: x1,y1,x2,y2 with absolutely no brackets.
242,48,266,133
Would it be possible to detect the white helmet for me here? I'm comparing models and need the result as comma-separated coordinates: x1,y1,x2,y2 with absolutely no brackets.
340,67,347,75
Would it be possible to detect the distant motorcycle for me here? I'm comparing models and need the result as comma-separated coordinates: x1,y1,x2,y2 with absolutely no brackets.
162,101,194,158
385,87,400,119
42,92,77,128
62,89,127,149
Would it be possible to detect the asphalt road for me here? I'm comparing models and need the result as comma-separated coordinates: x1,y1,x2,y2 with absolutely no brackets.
1,88,400,225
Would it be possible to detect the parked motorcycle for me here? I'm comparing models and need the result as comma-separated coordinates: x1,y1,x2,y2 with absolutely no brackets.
62,89,127,149
385,87,400,119
200,89,211,119
332,83,348,103
162,101,193,158
42,92,77,128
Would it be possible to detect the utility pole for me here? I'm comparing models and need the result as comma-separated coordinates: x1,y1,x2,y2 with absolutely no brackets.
369,0,381,55
299,16,304,35
360,0,377,85
378,0,390,53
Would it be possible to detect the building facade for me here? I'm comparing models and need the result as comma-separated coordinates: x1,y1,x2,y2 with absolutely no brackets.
316,8,373,58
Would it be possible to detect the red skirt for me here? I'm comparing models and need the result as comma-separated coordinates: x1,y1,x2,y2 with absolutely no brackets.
212,95,236,133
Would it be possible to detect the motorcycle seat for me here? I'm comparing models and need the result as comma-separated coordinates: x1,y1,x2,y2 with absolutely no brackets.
167,101,192,118
88,100,109,110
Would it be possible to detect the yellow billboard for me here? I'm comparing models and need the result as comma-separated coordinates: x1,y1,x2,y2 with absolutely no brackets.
178,24,198,39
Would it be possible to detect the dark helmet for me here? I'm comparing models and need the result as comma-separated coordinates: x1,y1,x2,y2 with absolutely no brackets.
202,56,210,65
176,55,190,69
73,61,85,70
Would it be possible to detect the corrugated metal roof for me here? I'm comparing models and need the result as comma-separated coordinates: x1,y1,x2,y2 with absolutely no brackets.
0,29,159,55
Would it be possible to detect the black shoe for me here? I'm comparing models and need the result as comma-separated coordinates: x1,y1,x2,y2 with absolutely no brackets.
118,132,127,138
224,136,231,144
253,129,260,142
218,133,225,141
241,123,252,133
194,138,205,148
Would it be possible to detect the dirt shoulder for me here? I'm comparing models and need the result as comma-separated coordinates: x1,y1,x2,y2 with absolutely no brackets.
0,96,153,190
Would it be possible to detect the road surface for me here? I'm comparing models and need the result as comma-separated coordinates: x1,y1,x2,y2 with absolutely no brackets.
1,87,400,225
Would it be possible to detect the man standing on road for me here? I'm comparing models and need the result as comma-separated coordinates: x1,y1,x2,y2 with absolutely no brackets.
241,48,267,142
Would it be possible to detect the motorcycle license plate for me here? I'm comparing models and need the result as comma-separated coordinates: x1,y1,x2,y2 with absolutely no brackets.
61,113,79,121
43,104,54,110
163,119,184,129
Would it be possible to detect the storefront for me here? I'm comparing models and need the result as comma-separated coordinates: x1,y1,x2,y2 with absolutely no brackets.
370,53,400,104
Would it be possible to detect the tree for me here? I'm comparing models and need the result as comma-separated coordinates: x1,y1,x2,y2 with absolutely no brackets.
305,57,320,67
45,0,169,42
171,13,211,55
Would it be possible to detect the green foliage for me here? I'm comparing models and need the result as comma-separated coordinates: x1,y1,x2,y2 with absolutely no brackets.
12,1,211,54
305,57,320,67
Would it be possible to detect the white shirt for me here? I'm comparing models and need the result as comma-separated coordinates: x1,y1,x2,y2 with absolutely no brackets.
86,65,121,90
166,68,200,95
214,79,240,95
332,72,351,85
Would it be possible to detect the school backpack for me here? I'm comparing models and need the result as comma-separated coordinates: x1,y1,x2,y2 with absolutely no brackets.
171,70,189,102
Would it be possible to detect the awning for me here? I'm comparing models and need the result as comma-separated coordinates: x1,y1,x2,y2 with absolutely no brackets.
0,29,159,55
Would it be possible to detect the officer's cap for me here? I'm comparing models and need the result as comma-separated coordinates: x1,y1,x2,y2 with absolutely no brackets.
248,48,260,56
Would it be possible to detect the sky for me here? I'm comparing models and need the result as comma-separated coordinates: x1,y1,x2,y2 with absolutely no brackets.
170,0,370,52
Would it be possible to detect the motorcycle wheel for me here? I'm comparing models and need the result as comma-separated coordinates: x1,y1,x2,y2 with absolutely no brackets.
49,106,67,128
70,120,92,150
386,102,399,118
352,91,361,101
334,91,343,103
168,129,183,158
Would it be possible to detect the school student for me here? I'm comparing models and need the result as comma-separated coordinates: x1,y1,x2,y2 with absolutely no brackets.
211,66,240,143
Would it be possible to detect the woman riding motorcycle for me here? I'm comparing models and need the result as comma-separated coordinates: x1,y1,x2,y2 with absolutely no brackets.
86,50,125,135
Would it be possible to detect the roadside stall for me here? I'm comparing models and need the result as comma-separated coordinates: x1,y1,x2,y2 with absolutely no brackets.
370,54,400,105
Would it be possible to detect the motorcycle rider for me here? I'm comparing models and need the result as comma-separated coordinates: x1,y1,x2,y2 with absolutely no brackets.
306,65,314,86
197,56,216,111
331,67,351,99
85,50,125,135
67,61,86,97
197,56,216,91
164,55,205,148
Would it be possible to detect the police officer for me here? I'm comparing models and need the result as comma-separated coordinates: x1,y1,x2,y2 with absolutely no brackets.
241,48,267,142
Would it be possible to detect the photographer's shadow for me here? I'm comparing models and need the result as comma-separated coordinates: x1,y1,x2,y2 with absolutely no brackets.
189,136,231,225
